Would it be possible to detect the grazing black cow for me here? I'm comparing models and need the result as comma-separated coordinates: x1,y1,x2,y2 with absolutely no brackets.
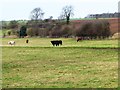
51,40,62,46
26,39,29,43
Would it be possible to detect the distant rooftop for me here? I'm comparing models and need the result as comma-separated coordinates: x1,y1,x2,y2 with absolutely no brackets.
85,12,120,19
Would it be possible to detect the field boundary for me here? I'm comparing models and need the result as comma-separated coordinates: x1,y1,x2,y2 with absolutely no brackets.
1,46,119,49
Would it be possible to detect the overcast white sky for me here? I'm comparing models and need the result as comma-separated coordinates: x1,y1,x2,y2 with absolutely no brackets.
0,0,119,21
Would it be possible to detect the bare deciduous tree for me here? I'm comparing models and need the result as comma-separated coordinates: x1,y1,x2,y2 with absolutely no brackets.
30,7,44,21
30,7,44,36
60,5,74,24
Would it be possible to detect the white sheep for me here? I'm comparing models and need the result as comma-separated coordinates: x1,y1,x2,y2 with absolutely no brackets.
8,41,15,45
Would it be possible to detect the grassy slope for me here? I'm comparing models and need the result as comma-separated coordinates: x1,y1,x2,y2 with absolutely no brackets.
2,38,118,88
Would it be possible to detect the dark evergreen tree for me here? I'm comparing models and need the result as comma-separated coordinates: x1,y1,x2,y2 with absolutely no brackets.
19,26,27,38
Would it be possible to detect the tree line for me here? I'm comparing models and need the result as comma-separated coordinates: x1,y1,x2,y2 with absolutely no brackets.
1,5,111,39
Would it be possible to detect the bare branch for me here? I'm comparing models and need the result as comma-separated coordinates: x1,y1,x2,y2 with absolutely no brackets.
30,7,44,21
60,5,74,24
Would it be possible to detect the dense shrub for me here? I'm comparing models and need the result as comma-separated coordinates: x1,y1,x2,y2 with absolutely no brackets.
75,20,111,39
27,28,48,37
27,28,35,37
38,28,48,37
7,30,12,36
76,22,93,37
61,26,72,37
50,24,62,37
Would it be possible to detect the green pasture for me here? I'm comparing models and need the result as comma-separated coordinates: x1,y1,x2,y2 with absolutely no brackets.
2,38,118,88
0,30,7,35
0,29,13,36
2,38,118,48
0,30,2,36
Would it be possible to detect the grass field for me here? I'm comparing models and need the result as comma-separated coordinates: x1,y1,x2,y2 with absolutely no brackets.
2,38,118,88
0,30,2,36
1,38,118,48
